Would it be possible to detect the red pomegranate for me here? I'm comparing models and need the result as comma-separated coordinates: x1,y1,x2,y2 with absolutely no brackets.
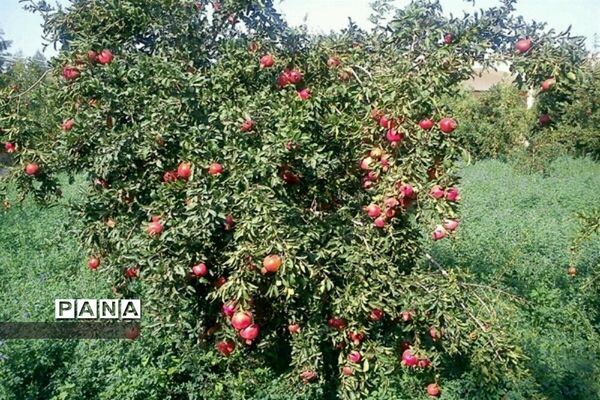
177,162,192,180
88,257,100,270
216,340,235,356
239,324,260,344
96,49,113,64
208,163,223,175
25,163,40,176
515,38,532,54
259,54,274,69
427,383,441,397
61,119,75,131
222,302,236,317
231,311,252,330
4,142,16,153
191,263,208,277
439,117,457,134
348,351,362,363
401,349,418,367
365,204,382,219
430,185,445,199
419,118,434,130
370,308,383,321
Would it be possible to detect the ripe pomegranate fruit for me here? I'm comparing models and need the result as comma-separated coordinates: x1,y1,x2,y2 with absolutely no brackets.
386,129,403,144
177,162,192,180
288,70,303,84
216,340,235,356
327,317,347,330
419,118,434,130
374,217,386,228
539,114,551,126
439,117,457,133
429,327,442,341
297,88,311,100
222,302,236,317
515,38,532,54
231,311,252,330
379,115,396,129
61,119,75,131
147,219,164,236
125,267,139,278
401,349,418,367
259,54,274,68
213,276,227,288
277,71,291,88
88,257,100,270
124,325,140,340
443,219,460,231
384,197,399,209
430,185,445,199
24,163,40,176
418,358,431,368
239,324,260,344
240,119,255,132
445,187,460,202
96,49,113,64
299,370,317,384
263,254,282,273
348,331,365,345
342,366,353,376
432,225,447,241
62,66,80,80
398,184,415,198
370,308,383,321
541,78,555,91
348,351,362,363
365,204,382,218
427,383,441,397
191,263,208,277
360,156,374,171
163,170,178,183
280,169,300,185
288,323,301,334
208,163,223,175
224,214,235,231
443,33,453,44
401,310,413,322
4,142,15,153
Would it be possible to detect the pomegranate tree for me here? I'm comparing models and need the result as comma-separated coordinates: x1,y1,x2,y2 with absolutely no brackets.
0,0,586,398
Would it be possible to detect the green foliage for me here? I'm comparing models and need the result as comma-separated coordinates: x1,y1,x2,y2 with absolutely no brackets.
0,0,591,398
450,61,600,167
451,83,532,159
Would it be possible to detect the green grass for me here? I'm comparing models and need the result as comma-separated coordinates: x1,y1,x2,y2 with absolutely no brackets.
0,178,110,322
431,156,600,400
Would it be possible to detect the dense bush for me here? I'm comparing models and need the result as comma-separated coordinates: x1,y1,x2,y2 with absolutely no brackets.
451,61,600,166
451,83,532,160
0,0,592,398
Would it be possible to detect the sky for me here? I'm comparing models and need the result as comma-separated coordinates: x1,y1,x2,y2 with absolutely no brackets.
0,0,598,59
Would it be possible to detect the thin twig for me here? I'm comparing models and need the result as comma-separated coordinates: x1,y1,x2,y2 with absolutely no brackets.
9,69,51,99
